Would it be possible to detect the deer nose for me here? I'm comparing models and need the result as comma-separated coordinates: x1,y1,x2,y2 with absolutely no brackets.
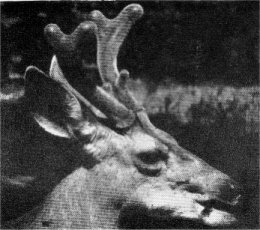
218,180,243,205
178,180,242,205
190,174,243,206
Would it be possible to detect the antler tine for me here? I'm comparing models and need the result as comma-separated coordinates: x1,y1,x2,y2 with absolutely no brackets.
89,4,144,84
44,22,97,66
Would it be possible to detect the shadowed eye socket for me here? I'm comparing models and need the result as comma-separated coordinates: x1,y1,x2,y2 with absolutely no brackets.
133,150,169,176
138,150,168,165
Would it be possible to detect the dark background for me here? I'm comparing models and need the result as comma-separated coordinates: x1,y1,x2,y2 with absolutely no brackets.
1,1,259,85
1,1,259,229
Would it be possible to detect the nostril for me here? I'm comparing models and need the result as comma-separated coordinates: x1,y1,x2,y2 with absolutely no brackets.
233,194,242,206
232,185,244,205
231,183,243,202
220,181,243,205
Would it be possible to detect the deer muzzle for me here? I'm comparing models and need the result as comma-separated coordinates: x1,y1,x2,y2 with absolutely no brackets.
130,177,243,228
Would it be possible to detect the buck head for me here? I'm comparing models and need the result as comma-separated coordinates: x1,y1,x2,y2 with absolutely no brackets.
17,4,243,229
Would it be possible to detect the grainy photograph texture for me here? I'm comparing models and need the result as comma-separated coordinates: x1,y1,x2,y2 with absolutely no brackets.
1,1,259,229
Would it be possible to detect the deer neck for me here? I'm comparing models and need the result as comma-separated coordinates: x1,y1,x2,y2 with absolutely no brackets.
16,167,120,229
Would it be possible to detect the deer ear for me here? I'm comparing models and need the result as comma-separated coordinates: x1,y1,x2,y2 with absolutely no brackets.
24,66,83,138
49,55,69,85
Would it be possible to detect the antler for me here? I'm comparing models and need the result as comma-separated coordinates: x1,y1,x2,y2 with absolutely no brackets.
88,4,143,83
44,4,144,129
44,21,97,67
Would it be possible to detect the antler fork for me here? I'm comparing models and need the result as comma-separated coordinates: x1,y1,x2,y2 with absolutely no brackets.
88,4,143,83
44,4,144,129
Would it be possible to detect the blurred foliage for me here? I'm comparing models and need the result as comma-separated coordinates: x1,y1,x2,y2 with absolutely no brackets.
1,1,259,85
133,80,259,131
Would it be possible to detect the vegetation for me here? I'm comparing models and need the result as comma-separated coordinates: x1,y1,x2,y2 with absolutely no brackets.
129,80,259,130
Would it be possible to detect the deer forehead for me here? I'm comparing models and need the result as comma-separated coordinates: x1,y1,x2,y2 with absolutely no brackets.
84,131,158,156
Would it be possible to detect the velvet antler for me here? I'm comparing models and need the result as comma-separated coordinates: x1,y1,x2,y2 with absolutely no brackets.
44,4,144,128
88,4,143,83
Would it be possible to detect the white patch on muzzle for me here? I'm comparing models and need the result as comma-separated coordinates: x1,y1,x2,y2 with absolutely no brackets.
202,208,237,227
134,183,238,227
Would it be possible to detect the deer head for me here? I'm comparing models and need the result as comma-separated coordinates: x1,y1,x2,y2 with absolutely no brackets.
9,4,243,229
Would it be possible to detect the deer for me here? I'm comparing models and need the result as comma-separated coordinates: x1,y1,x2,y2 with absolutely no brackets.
3,4,243,229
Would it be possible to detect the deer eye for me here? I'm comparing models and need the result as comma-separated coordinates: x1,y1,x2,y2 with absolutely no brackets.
139,151,168,164
133,151,168,176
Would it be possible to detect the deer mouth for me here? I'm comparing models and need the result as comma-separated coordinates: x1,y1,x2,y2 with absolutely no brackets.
194,197,241,227
197,198,239,216
126,183,242,228
119,194,241,228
